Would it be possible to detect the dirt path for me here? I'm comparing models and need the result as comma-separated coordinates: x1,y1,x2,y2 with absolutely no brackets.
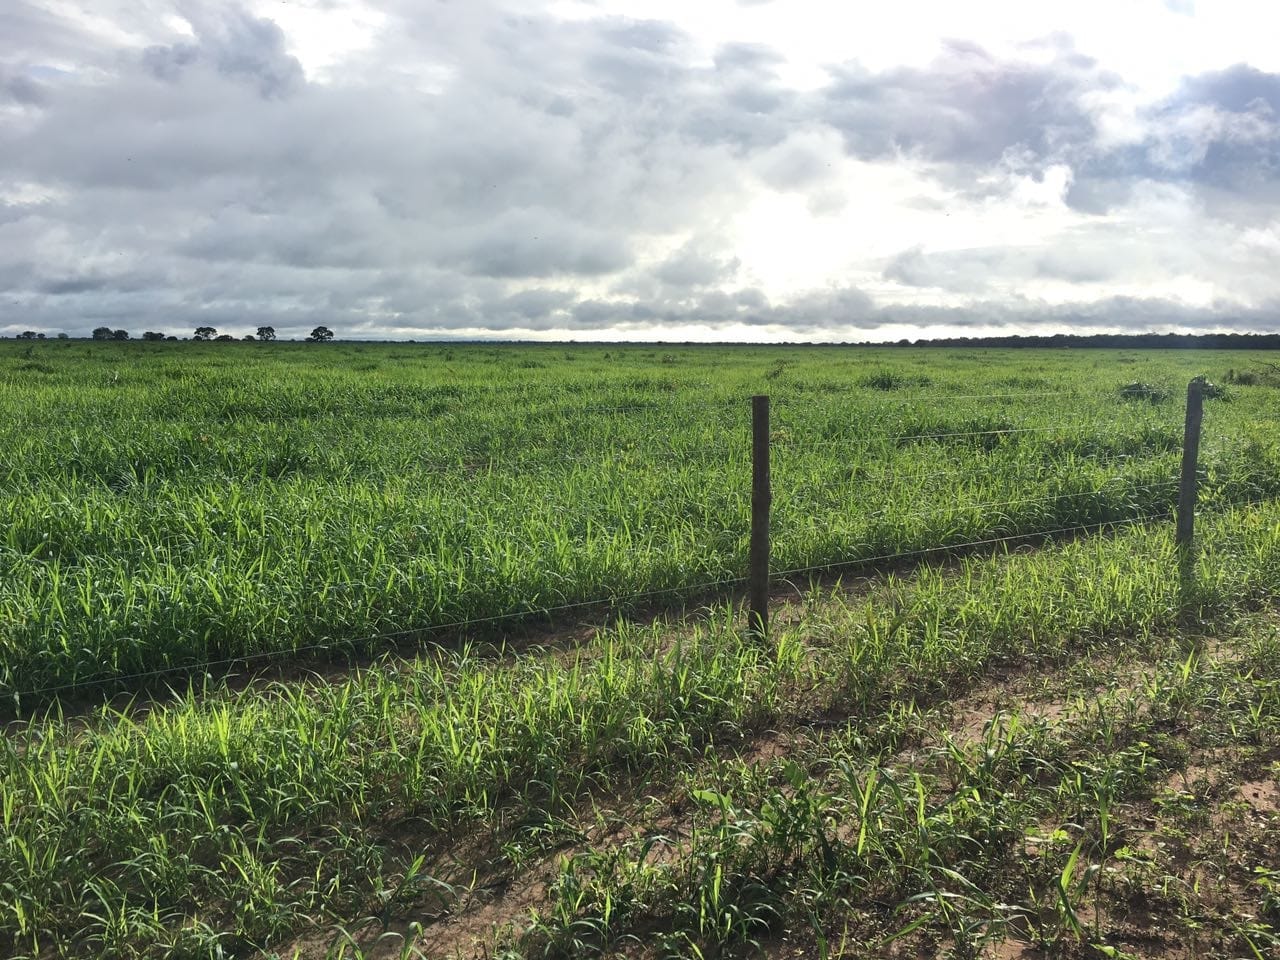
274,624,1176,959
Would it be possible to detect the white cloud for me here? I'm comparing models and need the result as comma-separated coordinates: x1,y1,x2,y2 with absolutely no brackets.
2,0,1280,339
243,0,386,80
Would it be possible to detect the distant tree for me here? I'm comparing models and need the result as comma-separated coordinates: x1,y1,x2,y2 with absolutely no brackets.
165,335,178,341
256,325,276,341
36,333,45,339
243,334,256,341
307,325,334,342
215,334,234,341
91,326,112,340
142,331,165,341
111,329,129,340
18,331,37,339
193,326,217,341
56,333,69,339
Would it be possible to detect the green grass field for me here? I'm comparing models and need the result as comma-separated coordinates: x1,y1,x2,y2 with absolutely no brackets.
3,341,1280,958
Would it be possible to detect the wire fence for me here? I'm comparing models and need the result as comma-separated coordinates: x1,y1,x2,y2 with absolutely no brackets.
0,478,1190,605
0,378,1271,712
771,510,1179,582
6,494,1259,710
5,575,750,704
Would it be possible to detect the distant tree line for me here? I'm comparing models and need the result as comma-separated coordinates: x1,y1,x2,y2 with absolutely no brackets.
12,329,1278,349
23,325,340,342
891,332,1280,350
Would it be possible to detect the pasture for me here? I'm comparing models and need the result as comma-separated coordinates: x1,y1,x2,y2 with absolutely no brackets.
2,340,1280,958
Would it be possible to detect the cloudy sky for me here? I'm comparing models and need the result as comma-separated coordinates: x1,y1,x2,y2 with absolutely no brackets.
4,0,1280,341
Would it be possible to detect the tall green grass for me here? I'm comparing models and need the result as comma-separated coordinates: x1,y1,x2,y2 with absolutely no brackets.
4,500,1280,957
2,342,1278,700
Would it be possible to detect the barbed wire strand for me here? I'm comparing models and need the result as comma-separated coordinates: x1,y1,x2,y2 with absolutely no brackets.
774,492,1280,583
835,480,1183,528
2,574,748,704
772,450,1182,489
7,490,1277,708
792,390,1084,402
771,510,1175,582
779,423,1180,450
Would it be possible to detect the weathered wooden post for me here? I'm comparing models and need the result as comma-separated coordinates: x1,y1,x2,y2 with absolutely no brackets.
749,395,771,638
1176,377,1204,553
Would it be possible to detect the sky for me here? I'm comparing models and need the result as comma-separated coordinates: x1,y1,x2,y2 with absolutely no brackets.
3,0,1280,342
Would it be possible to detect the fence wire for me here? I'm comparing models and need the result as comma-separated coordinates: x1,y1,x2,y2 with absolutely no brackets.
0,381,1270,712
1,574,747,705
770,509,1179,582
9,484,1272,708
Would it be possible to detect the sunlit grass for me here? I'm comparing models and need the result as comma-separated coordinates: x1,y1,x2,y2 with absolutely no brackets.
4,500,1280,957
1,343,1277,699
3,342,1280,957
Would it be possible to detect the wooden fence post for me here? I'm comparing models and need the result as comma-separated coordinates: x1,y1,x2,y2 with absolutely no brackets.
1176,377,1204,553
749,395,771,638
